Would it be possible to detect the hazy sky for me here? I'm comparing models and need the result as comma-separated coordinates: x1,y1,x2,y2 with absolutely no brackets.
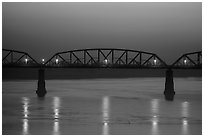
2,2,201,64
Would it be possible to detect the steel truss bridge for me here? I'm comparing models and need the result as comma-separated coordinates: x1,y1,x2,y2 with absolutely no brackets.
2,48,202,69
2,48,201,100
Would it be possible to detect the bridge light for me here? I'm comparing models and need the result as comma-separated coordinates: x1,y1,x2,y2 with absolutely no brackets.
184,59,187,65
25,58,28,64
42,59,45,64
56,59,59,64
104,59,108,65
153,59,157,65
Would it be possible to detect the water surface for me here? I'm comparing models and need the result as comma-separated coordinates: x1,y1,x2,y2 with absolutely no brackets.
2,78,202,135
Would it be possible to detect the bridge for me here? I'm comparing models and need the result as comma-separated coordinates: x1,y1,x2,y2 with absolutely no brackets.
2,48,202,100
44,48,167,68
3,49,39,67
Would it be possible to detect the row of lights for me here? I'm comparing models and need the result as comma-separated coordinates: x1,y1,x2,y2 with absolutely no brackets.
24,58,59,64
103,59,158,65
42,59,59,64
24,58,160,65
25,58,44,64
103,58,188,65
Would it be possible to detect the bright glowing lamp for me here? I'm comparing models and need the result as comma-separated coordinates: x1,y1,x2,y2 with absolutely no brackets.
104,59,108,65
56,59,59,64
184,59,187,64
42,59,45,64
154,59,157,65
25,58,28,64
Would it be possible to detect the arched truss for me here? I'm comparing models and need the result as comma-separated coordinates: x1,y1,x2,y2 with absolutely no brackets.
45,48,167,68
2,49,39,67
171,51,202,69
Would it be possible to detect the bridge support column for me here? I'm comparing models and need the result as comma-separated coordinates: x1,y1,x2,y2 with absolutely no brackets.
164,69,175,101
36,69,47,97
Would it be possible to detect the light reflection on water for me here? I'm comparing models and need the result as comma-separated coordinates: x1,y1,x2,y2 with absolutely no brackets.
19,96,194,135
53,97,61,135
150,99,159,135
102,96,110,135
22,97,30,135
150,99,191,135
181,101,189,134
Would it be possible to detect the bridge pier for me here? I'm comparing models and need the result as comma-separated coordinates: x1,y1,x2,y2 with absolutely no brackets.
36,69,47,97
164,69,175,101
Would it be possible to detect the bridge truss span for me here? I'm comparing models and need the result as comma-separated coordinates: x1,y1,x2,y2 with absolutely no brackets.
2,49,39,67
171,51,202,69
45,48,167,68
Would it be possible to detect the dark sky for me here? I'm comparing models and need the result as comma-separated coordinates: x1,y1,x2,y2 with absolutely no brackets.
2,2,202,64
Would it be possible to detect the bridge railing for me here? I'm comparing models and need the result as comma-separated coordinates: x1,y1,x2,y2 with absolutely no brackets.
171,51,202,69
2,49,39,67
44,48,167,68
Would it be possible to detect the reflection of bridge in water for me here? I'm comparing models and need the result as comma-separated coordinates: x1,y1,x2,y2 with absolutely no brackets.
2,48,202,100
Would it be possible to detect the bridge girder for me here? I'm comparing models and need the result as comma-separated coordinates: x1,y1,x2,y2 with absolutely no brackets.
2,49,39,67
45,48,167,68
171,51,202,69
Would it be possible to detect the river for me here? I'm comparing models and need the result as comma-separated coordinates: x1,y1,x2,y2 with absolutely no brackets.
2,77,202,135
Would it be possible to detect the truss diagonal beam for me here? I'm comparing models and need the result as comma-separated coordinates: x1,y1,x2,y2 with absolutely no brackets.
72,52,83,64
115,51,126,64
128,52,140,65
185,55,196,65
3,51,11,61
99,50,112,60
142,55,154,66
15,54,26,63
85,51,97,64
58,54,68,64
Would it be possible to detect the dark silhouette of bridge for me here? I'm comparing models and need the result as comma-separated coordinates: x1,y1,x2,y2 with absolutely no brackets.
2,48,202,100
2,48,201,69
2,48,202,69
3,48,166,68
3,49,38,67
44,48,167,69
